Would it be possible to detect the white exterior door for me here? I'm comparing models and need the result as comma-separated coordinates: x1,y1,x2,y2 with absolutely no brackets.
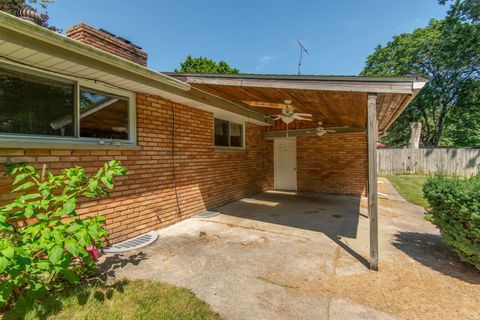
274,137,297,191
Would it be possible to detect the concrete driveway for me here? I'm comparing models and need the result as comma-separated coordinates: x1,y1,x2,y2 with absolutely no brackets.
106,178,480,320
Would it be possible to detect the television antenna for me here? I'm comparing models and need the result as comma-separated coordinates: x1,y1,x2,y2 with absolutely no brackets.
296,39,309,75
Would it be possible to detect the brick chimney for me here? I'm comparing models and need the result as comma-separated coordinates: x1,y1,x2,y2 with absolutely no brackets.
66,23,148,67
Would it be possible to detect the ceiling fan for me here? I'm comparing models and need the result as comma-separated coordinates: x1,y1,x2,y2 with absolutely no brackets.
271,100,313,124
315,122,336,136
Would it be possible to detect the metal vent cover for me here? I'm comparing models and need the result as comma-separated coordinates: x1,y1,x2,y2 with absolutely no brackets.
103,231,158,253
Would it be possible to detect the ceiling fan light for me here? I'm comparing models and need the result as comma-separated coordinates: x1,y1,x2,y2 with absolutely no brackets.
281,117,294,125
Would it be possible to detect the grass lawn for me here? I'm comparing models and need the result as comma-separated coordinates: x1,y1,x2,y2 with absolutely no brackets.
386,175,429,208
3,280,223,320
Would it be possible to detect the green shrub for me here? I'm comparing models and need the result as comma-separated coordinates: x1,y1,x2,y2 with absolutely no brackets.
0,161,127,308
423,175,480,269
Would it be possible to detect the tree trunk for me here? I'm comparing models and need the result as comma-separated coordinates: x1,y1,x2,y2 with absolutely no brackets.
409,122,422,148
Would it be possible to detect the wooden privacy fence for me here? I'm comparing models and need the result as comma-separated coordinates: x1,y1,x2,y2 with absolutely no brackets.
377,148,480,176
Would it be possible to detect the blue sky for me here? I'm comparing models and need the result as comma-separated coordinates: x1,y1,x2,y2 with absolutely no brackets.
44,0,448,75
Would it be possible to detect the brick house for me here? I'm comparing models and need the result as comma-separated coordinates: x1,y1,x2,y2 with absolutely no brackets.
0,12,425,269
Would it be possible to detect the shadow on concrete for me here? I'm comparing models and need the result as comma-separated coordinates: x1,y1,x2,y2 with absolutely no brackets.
392,232,480,284
97,252,148,281
218,191,370,268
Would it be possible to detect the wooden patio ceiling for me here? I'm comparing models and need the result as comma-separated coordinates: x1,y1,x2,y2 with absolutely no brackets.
168,74,425,132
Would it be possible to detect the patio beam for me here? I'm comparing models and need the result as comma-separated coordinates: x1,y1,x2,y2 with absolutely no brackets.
367,93,379,271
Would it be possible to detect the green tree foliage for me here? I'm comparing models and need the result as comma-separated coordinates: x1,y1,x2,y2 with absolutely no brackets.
440,0,480,23
423,175,480,269
175,55,240,74
0,161,127,309
362,5,480,147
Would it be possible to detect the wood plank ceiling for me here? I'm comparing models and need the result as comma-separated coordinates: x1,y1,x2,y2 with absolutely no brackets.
192,83,409,132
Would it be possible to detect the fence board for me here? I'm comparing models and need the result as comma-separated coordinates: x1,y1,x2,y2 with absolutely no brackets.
377,148,480,176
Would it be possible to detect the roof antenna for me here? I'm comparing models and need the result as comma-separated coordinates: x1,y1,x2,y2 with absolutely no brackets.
296,39,309,75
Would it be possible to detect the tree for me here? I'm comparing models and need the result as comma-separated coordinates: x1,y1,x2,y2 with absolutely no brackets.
439,0,480,23
174,55,239,74
362,17,480,147
0,0,56,30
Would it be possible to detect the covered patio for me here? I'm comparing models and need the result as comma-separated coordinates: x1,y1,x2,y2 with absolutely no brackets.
169,73,426,270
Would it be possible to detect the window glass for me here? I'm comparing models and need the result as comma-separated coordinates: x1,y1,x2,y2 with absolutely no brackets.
80,88,129,140
214,118,229,147
230,122,242,147
0,67,75,137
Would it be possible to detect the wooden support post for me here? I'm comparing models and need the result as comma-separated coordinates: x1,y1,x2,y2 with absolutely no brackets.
367,93,379,271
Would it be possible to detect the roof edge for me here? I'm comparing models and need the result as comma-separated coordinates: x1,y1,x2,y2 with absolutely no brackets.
166,72,427,84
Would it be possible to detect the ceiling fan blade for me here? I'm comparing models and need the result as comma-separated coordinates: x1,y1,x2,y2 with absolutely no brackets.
294,113,312,117
293,116,313,121
242,101,295,109
251,105,287,109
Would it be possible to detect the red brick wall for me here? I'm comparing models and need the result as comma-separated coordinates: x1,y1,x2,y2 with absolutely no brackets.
297,133,368,195
0,94,273,244
66,24,148,66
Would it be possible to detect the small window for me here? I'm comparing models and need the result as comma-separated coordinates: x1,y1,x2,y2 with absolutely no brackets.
79,88,129,140
0,67,75,137
214,118,243,148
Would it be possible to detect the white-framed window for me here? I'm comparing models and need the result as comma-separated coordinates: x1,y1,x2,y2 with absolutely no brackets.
0,62,136,146
214,118,244,148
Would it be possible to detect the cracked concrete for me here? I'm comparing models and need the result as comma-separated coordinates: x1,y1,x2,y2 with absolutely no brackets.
104,178,480,320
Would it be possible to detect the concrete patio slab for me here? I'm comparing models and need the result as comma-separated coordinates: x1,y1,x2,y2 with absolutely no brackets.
104,178,480,320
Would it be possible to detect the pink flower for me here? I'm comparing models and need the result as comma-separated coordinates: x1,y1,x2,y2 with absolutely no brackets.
85,245,100,261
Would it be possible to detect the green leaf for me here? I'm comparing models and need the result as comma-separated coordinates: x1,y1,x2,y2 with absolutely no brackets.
0,281,13,306
28,281,46,299
19,193,41,201
13,173,28,185
48,245,64,264
88,224,101,239
101,176,113,189
41,189,52,198
36,213,48,220
0,257,9,273
12,181,35,193
61,269,79,284
96,215,106,223
76,229,91,246
63,198,76,215
66,224,82,233
64,239,79,256
88,180,99,192
36,261,51,270
1,247,14,259
0,222,14,232
25,206,34,219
